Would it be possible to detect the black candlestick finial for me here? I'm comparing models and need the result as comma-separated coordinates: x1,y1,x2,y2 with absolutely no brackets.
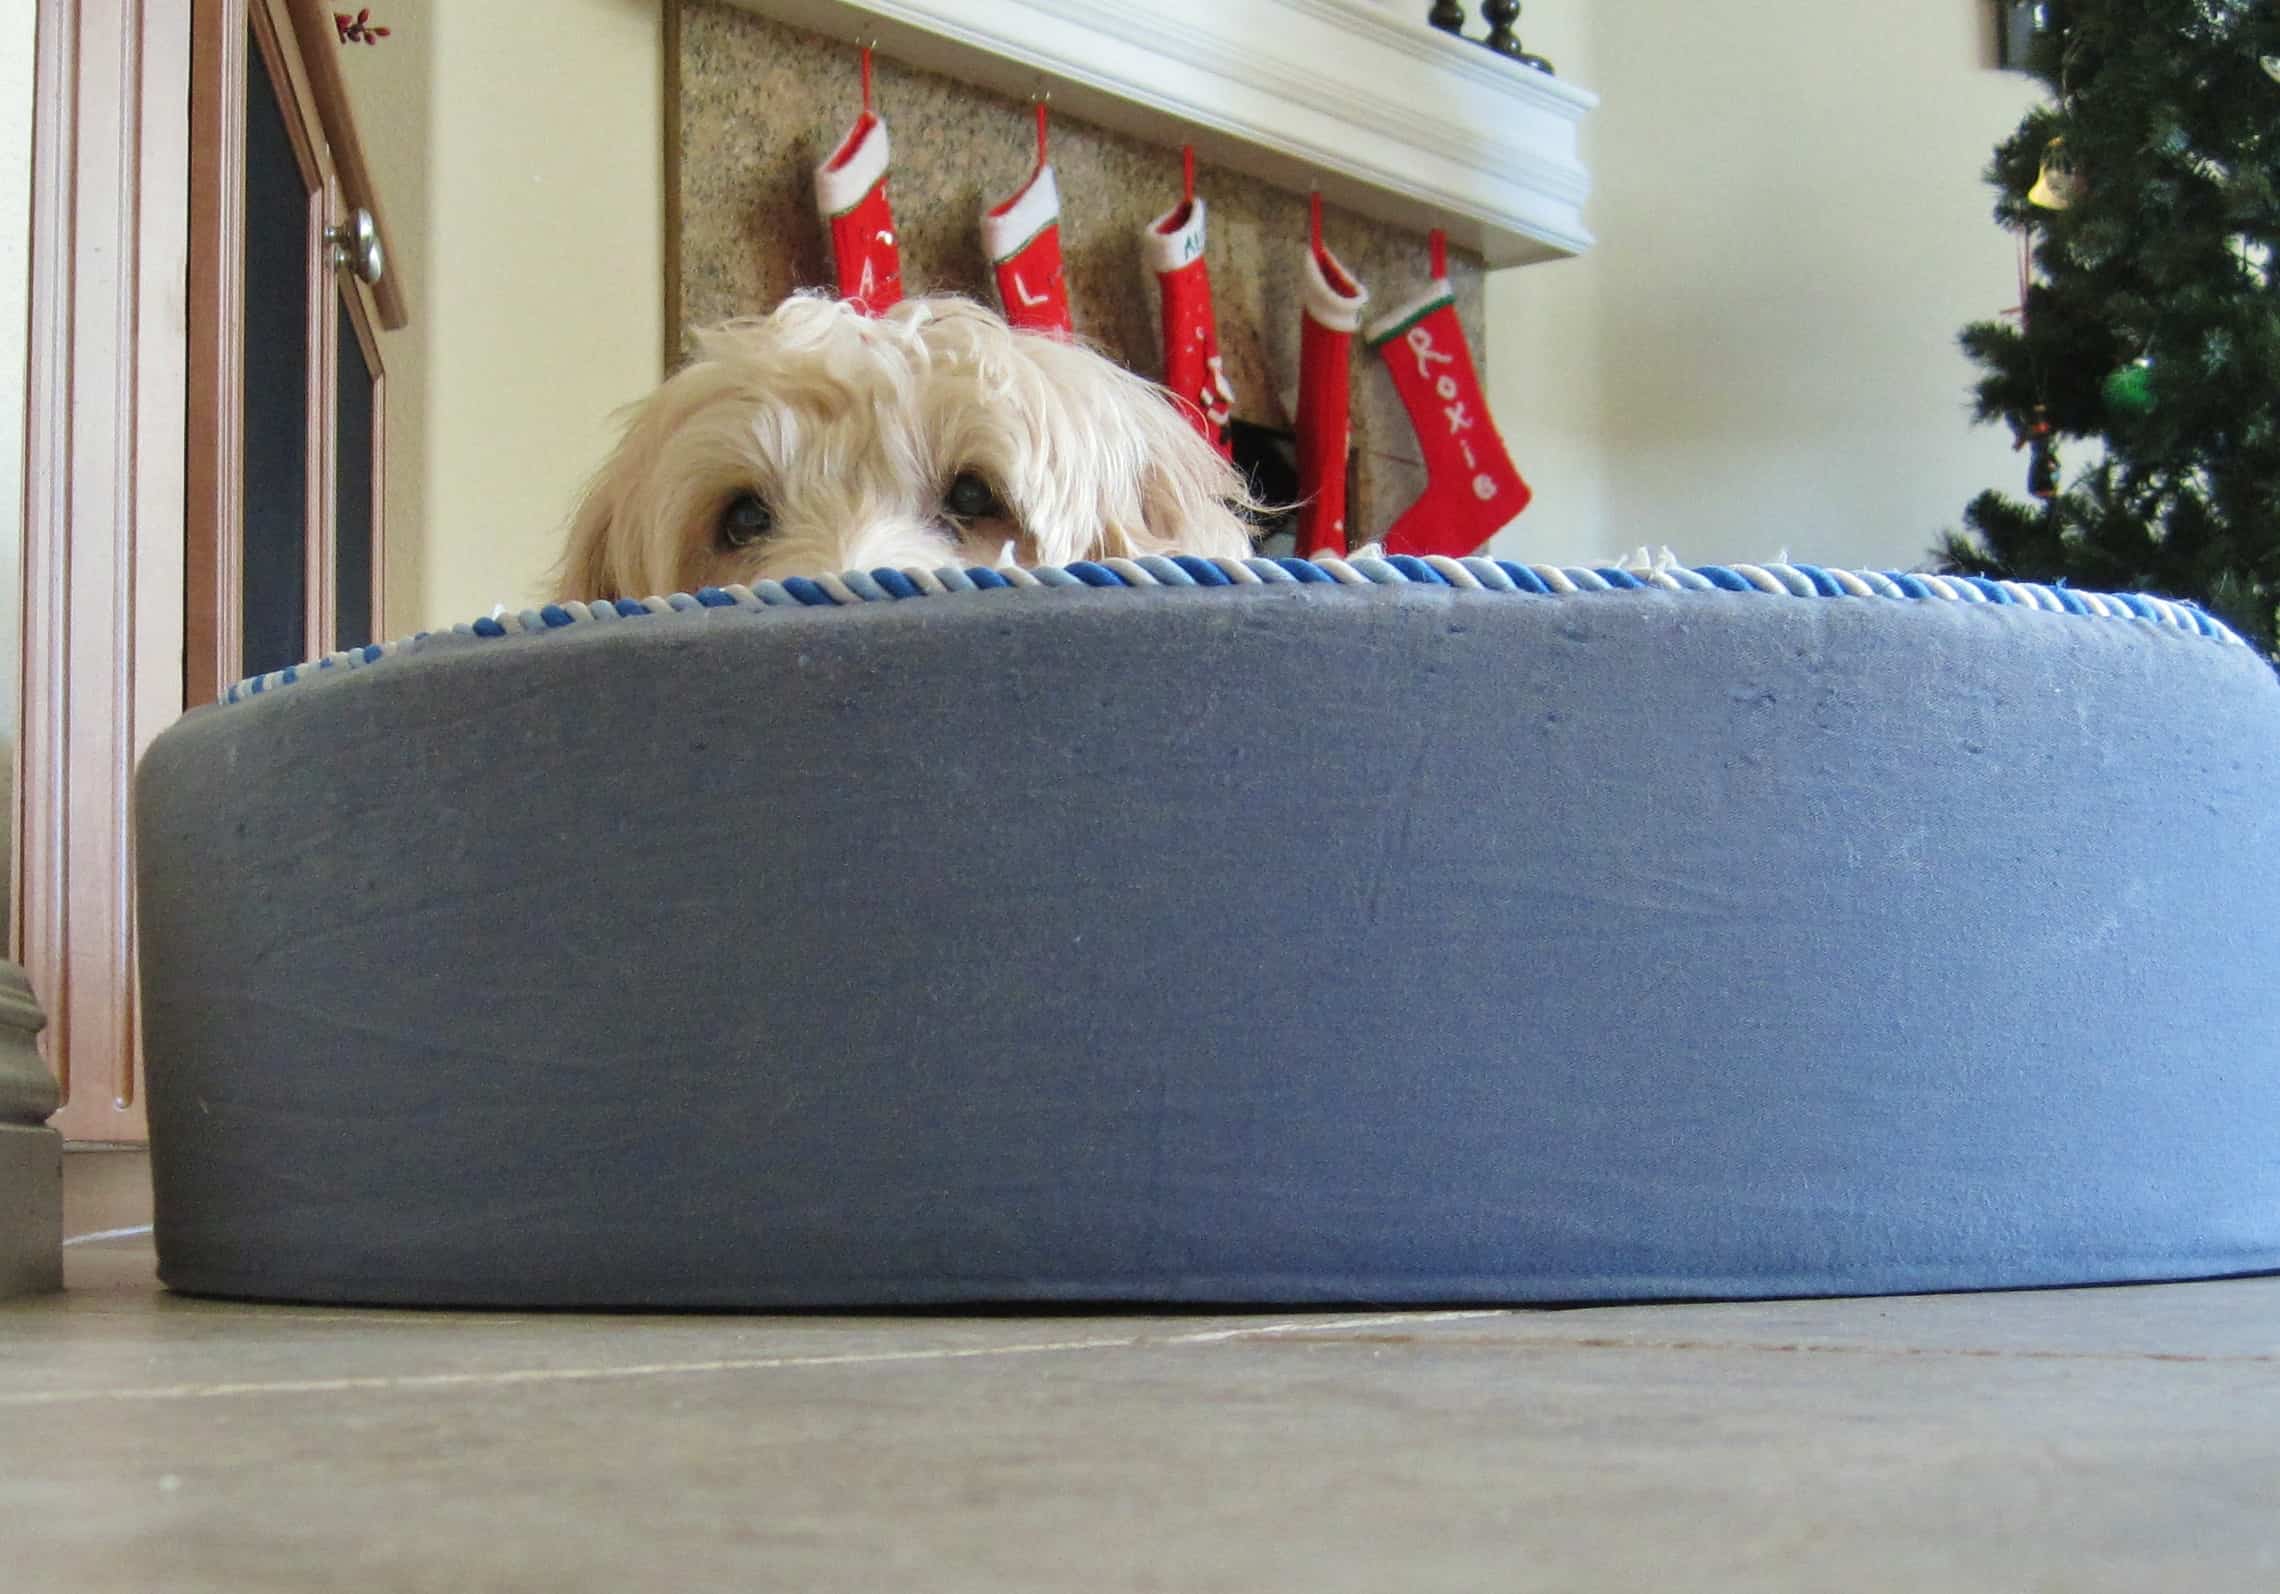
1480,0,1522,53
1428,1,1466,34
1478,0,1554,72
1477,0,1550,72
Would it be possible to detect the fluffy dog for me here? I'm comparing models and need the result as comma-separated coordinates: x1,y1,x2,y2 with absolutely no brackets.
556,293,1257,600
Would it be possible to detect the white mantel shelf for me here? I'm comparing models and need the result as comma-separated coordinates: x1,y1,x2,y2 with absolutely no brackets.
725,0,1596,268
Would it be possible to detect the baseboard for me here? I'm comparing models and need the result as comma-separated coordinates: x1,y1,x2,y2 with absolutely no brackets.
0,1121,63,1298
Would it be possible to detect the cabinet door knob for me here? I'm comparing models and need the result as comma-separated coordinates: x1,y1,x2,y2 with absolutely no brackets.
326,208,385,287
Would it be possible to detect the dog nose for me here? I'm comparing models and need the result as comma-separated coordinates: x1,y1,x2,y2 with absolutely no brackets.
835,517,959,574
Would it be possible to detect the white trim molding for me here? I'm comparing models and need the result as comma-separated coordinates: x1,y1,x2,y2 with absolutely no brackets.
726,0,1595,268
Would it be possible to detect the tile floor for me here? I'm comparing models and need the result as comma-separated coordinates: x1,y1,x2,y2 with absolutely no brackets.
5,1232,2278,1591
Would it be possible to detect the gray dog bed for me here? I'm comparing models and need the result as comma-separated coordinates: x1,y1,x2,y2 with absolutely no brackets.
135,554,2280,1308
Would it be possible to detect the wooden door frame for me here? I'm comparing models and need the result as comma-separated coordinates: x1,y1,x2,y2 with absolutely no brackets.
18,0,192,1142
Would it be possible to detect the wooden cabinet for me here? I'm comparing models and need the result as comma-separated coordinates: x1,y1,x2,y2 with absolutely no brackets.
188,0,402,707
19,0,404,1141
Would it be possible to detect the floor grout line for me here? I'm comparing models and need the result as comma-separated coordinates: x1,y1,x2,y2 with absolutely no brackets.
1404,1334,2280,1367
0,1311,1513,1410
5,1306,2271,1409
1157,1310,1510,1345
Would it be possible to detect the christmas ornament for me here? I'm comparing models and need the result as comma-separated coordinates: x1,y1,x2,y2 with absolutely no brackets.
982,101,1072,336
2261,54,2280,83
2028,439,2059,499
2027,137,2082,209
1363,229,1531,558
1142,147,1234,456
2016,405,2059,500
2102,357,2156,418
1295,193,1369,557
1998,241,2064,502
813,47,902,313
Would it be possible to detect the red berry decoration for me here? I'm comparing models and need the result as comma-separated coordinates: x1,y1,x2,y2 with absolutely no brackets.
335,9,388,45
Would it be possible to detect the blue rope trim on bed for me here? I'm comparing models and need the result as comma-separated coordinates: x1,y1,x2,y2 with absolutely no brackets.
220,554,2246,705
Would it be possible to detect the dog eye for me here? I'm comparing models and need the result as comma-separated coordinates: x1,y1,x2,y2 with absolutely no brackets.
943,472,1004,521
716,492,774,551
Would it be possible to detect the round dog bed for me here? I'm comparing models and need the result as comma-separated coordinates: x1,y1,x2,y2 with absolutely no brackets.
135,554,2280,1308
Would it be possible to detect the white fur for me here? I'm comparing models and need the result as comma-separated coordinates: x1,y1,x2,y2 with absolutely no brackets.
557,293,1257,600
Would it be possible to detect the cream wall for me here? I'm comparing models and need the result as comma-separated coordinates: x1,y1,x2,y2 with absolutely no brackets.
1489,1,2046,572
1480,5,1604,566
340,0,665,631
337,0,433,632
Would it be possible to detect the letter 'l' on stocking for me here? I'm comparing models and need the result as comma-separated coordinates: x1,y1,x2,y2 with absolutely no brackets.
1365,229,1531,558
983,101,1072,336
813,47,902,313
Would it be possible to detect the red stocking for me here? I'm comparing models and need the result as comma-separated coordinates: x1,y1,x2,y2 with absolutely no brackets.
983,103,1072,336
1143,147,1233,455
813,49,902,313
1296,194,1369,557
1365,230,1531,558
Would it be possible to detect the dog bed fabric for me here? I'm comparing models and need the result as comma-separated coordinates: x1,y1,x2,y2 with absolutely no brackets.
136,554,2280,1307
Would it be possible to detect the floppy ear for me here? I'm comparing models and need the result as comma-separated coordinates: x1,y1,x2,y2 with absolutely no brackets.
553,461,626,602
556,390,689,602
554,339,763,603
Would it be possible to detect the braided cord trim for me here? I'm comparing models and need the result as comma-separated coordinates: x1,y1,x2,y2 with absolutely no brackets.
220,554,2245,705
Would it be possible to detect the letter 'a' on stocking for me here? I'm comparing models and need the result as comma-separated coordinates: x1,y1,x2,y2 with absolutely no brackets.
1297,193,1369,557
814,47,903,314
1143,146,1235,456
1365,229,1531,558
984,102,1073,336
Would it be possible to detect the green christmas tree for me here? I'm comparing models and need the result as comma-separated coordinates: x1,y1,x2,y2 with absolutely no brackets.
1938,0,2280,654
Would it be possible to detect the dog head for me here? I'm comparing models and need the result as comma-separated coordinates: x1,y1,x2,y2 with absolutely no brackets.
556,294,1257,600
